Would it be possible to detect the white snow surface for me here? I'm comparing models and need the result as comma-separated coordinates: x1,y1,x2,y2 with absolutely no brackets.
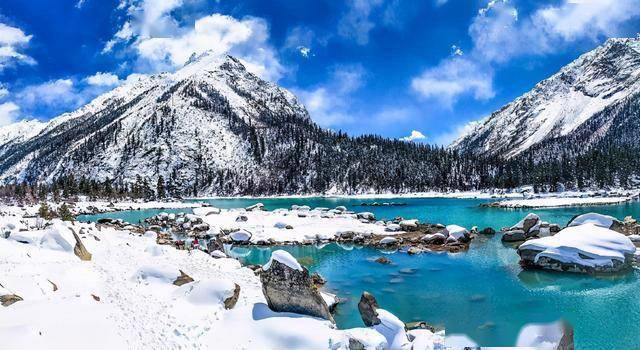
263,249,303,271
493,196,631,208
516,320,566,350
567,212,617,228
196,207,393,244
2,213,413,350
519,223,636,267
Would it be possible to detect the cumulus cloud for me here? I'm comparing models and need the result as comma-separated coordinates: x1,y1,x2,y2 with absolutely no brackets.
400,130,426,142
412,0,640,106
0,22,35,72
295,64,366,127
0,102,19,126
104,1,284,81
84,72,121,87
411,57,494,107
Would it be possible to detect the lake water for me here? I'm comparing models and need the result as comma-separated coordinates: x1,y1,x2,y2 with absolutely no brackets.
78,197,640,348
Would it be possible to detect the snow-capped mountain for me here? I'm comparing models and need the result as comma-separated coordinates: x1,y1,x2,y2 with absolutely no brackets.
0,119,47,148
0,52,486,195
452,37,640,159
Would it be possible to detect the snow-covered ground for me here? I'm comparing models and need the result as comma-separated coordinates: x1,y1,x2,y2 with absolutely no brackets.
0,200,203,217
490,196,633,208
193,207,394,243
0,214,449,349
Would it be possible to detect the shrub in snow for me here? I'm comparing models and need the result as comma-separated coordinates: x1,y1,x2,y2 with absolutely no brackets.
518,223,636,274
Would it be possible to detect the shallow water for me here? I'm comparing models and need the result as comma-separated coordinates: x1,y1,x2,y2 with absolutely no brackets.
233,240,640,348
76,207,193,225
78,197,640,347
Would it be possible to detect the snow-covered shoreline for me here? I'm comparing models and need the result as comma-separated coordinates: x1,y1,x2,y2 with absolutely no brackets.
488,196,634,209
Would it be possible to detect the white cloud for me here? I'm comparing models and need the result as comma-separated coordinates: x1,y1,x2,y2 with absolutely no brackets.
411,0,640,106
76,0,87,9
0,22,35,72
296,64,366,127
451,45,463,56
85,72,121,87
298,46,311,58
411,57,494,107
104,1,284,81
0,84,8,99
0,102,19,126
433,120,481,146
17,79,79,107
338,0,384,45
400,130,426,142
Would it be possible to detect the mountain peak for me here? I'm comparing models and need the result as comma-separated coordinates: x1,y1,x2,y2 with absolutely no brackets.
452,36,640,158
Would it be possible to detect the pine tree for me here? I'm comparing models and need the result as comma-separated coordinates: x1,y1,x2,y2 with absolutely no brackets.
58,203,73,221
38,202,52,220
156,176,166,199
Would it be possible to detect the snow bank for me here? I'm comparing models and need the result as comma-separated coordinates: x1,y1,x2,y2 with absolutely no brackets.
493,196,630,208
2,211,381,349
373,308,411,349
516,320,567,350
445,225,468,240
196,207,393,244
567,212,617,228
519,224,635,269
263,250,303,271
173,278,236,306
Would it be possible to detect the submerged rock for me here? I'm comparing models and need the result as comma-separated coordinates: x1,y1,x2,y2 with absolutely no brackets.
374,256,392,265
260,250,334,322
479,227,496,235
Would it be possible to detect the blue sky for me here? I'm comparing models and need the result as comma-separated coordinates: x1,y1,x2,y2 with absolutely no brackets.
0,0,639,144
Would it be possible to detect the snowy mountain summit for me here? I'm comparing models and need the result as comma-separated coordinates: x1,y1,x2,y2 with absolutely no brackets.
0,52,480,195
452,37,640,158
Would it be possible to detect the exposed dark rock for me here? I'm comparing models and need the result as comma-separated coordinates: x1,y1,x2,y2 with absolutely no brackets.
71,229,92,261
173,270,195,286
501,229,526,242
357,291,380,327
479,227,496,235
0,294,23,307
557,321,575,350
260,257,334,322
374,256,391,264
224,283,241,309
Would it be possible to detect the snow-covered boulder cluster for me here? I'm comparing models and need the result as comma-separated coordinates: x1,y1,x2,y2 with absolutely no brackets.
518,213,636,274
501,213,560,242
2,212,382,349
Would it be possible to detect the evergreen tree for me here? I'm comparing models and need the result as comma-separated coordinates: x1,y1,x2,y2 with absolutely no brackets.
57,203,73,221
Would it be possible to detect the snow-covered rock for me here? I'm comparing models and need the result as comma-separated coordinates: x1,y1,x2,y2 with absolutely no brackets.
518,223,636,274
567,212,622,231
516,320,573,350
229,229,252,242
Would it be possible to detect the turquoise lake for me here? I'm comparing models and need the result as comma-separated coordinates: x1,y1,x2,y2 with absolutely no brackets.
78,197,640,348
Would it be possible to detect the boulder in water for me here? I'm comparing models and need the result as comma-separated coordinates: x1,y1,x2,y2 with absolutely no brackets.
260,250,334,322
357,291,381,327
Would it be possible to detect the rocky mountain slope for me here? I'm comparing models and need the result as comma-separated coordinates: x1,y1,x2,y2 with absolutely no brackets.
0,53,487,195
452,37,640,159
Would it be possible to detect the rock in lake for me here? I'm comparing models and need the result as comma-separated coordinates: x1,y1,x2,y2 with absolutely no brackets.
260,250,334,322
502,213,541,242
518,223,636,274
357,291,381,327
567,212,624,233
